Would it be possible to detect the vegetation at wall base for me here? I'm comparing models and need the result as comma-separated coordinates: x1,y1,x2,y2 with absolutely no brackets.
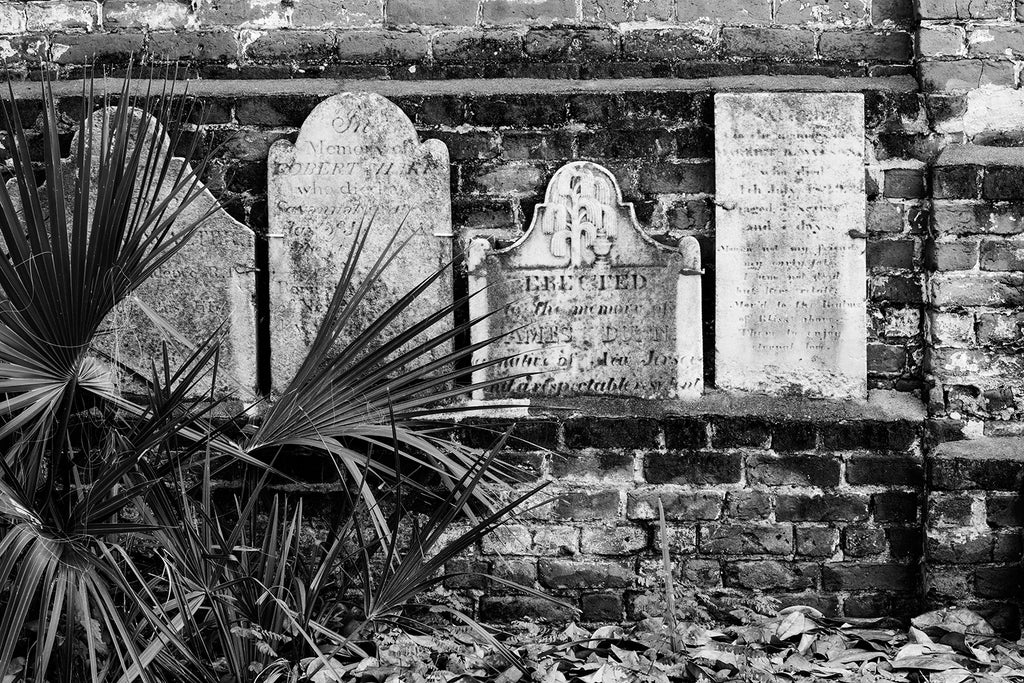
0,68,552,683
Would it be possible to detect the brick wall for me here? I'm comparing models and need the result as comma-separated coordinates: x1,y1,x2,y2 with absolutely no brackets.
0,0,914,78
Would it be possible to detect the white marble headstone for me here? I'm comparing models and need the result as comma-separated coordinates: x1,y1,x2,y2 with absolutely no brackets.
715,92,866,399
268,92,452,390
8,108,258,400
469,161,703,400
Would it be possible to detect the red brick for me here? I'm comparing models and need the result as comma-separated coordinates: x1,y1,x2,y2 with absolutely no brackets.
563,417,658,449
868,342,908,374
388,0,479,25
844,528,888,557
847,453,924,485
551,450,633,480
868,239,916,269
867,201,904,233
480,596,576,621
883,168,926,198
933,165,982,199
581,592,624,621
872,0,915,23
873,491,919,523
481,0,576,24
984,167,1024,200
245,30,334,62
548,489,621,520
638,160,713,194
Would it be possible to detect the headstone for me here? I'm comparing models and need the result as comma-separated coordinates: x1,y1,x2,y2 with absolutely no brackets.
715,92,866,399
7,108,258,400
268,92,452,389
468,161,703,400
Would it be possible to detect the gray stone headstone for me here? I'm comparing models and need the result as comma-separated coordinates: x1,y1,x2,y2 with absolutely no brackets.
268,92,452,389
468,161,703,400
715,92,866,399
7,108,257,401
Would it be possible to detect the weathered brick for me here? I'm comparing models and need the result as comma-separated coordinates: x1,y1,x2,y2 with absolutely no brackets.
931,454,1024,491
844,527,888,557
621,29,718,61
868,342,907,374
977,312,1024,345
726,490,773,520
551,450,632,479
873,0,914,22
776,0,868,22
847,453,924,486
993,529,1022,560
432,29,524,62
51,33,146,65
524,28,618,61
458,418,559,451
932,273,1024,307
918,0,1006,18
987,493,1024,527
677,0,771,20
388,0,478,25
776,494,870,522
563,417,658,449
480,596,576,621
464,161,546,195
821,563,916,591
933,165,981,198
482,524,533,555
874,491,919,523
926,531,994,563
820,420,919,451
932,202,982,236
245,30,334,62
581,526,647,555
724,561,818,591
532,525,581,555
819,31,912,62
651,525,697,553
883,168,926,198
467,94,568,127
148,31,237,62
481,0,576,24
926,566,973,599
929,241,980,271
644,452,742,485
976,566,1022,598
500,130,574,160
335,30,428,61
770,422,818,451
722,27,815,60
638,161,713,194
104,1,188,29
887,528,922,559
663,417,709,449
583,0,674,21
700,524,794,555
445,558,490,589
867,201,904,234
968,25,1024,56
918,25,965,56
920,61,984,91
577,129,677,159
712,417,770,448
870,273,924,304
981,239,1024,271
26,1,94,30
627,489,724,520
747,455,840,487
928,492,981,526
235,95,320,126
539,558,635,589
492,558,538,585
581,592,624,621
549,490,621,520
795,526,840,557
868,240,916,269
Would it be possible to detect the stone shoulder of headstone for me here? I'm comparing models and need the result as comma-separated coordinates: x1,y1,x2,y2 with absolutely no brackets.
5,106,258,402
469,161,704,401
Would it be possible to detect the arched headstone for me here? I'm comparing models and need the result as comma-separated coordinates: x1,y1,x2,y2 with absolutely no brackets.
468,161,703,400
267,92,452,389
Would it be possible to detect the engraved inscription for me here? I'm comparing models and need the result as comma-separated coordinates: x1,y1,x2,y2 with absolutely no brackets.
469,162,703,400
715,93,866,399
268,93,452,389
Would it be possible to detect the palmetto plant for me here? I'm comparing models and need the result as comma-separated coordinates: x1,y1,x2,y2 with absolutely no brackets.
0,71,548,683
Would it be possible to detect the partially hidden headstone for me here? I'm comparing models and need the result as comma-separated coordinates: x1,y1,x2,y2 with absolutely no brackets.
715,92,866,399
468,161,703,400
268,92,452,390
7,108,258,400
